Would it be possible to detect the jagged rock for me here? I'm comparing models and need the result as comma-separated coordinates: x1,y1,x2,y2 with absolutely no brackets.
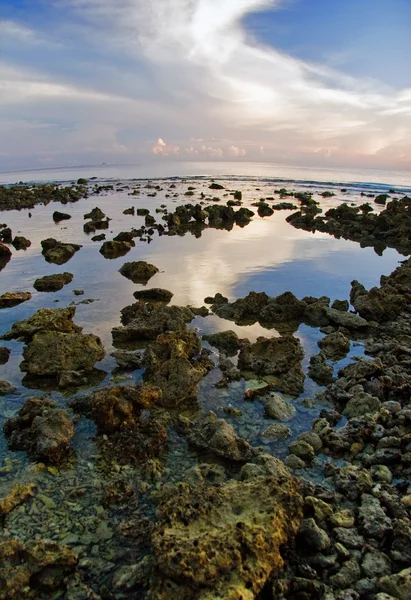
343,391,381,418
262,423,291,439
358,494,392,540
143,330,210,406
308,352,334,384
119,261,159,284
288,440,315,463
203,330,241,356
123,206,135,215
238,335,305,397
204,293,228,305
99,240,132,259
183,411,255,462
0,482,36,515
12,236,31,250
33,272,73,292
1,307,81,341
91,233,106,242
324,307,369,329
20,330,105,383
41,238,82,265
84,207,105,221
112,303,194,344
69,385,161,433
0,291,31,308
297,518,331,552
52,211,71,222
0,227,12,243
318,331,350,360
379,568,411,600
149,467,302,599
0,538,77,599
0,347,11,364
3,397,74,463
133,288,173,303
111,349,144,370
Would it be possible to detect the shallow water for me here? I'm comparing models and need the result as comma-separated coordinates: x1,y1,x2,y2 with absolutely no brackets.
0,173,406,594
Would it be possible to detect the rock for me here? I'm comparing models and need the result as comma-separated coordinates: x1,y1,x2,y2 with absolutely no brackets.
238,335,305,397
0,291,32,308
123,206,135,215
99,240,132,259
73,289,84,296
0,347,11,365
305,496,333,520
3,397,75,463
203,330,241,356
1,307,81,341
378,568,411,600
20,330,105,383
111,349,144,370
370,465,393,483
0,538,77,599
296,432,323,452
84,207,105,221
324,307,369,329
33,272,73,292
0,380,15,395
285,455,306,469
358,493,392,540
112,303,194,344
12,235,31,250
330,510,355,529
184,411,255,462
119,260,159,283
308,352,334,384
334,528,364,549
361,550,391,579
41,238,82,265
52,211,71,222
204,292,228,304
91,233,105,242
262,393,296,421
329,558,361,589
0,482,36,515
331,299,349,311
69,385,161,433
112,557,151,591
262,423,291,439
288,440,315,463
209,182,224,189
0,227,12,243
343,392,381,418
0,242,11,271
297,518,331,552
133,288,173,302
149,469,302,599
318,331,350,360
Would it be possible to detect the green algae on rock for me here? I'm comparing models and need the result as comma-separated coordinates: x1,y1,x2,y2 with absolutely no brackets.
0,291,32,308
119,260,159,284
33,272,73,292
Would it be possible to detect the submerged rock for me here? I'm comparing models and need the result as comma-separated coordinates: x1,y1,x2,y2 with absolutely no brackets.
41,238,82,265
33,272,73,292
3,397,74,463
119,260,159,284
262,392,296,421
182,411,255,462
0,538,77,599
0,380,15,395
0,291,31,308
149,466,302,600
1,307,81,341
0,482,36,516
238,335,305,396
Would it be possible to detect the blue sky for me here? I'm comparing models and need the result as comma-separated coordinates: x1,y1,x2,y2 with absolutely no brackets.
0,0,410,170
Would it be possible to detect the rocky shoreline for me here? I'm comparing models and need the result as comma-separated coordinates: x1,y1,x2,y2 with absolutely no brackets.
0,178,410,599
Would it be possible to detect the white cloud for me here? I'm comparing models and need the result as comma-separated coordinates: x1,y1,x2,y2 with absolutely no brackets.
0,1,410,169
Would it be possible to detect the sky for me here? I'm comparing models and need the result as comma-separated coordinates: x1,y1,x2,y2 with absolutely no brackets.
0,0,410,171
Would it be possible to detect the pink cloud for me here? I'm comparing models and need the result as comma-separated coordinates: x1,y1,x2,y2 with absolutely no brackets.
152,137,180,156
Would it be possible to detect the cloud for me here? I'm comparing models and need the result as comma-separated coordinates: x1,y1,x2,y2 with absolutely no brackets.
0,1,410,169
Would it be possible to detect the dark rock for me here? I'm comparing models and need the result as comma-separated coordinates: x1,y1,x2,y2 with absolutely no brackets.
0,291,31,308
84,207,105,221
133,288,173,303
119,260,159,283
0,347,11,365
0,227,12,243
123,206,135,215
41,238,82,265
12,236,31,250
111,349,144,370
91,233,106,242
209,182,224,189
33,272,73,292
203,330,241,356
318,331,350,360
52,211,71,222
308,352,334,384
99,240,132,259
1,307,81,341
204,293,228,305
